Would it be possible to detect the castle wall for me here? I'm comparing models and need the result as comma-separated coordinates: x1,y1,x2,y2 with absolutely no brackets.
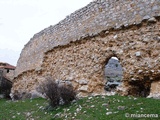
12,0,160,98
15,0,160,76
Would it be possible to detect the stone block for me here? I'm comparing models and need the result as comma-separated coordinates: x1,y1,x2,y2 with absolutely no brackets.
135,51,141,57
79,85,88,92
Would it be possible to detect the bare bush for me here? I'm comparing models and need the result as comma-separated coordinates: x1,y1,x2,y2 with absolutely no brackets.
37,78,76,109
59,85,76,105
37,79,60,107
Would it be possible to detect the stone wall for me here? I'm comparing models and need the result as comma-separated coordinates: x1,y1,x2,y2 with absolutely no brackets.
11,0,160,98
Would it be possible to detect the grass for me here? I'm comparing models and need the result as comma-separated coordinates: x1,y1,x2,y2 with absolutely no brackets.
0,95,160,120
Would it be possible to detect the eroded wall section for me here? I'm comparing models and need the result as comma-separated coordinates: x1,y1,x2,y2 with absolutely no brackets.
12,19,160,98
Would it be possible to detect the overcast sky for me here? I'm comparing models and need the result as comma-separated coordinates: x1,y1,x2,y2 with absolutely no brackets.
0,0,92,65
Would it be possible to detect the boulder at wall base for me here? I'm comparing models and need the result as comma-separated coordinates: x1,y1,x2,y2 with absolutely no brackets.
147,81,160,99
78,85,88,92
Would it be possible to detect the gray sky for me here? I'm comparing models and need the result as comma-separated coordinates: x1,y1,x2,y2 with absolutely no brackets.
0,0,92,65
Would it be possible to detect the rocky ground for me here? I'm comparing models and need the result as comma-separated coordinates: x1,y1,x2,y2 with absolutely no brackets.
1,95,159,120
